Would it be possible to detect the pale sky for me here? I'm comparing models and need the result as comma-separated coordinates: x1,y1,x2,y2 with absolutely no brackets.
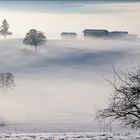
0,1,139,39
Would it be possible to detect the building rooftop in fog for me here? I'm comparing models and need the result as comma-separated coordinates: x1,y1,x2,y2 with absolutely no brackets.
107,31,128,38
83,29,109,37
61,32,77,39
83,29,108,32
61,32,77,36
82,29,133,38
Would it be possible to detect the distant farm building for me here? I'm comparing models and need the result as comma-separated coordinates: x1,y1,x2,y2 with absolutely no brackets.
107,31,128,38
82,29,133,39
83,29,109,38
60,32,77,39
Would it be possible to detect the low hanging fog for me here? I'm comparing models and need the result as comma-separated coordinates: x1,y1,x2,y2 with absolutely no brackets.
0,0,139,132
0,38,140,132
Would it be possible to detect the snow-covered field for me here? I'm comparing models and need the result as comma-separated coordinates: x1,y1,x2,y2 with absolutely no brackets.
0,132,140,140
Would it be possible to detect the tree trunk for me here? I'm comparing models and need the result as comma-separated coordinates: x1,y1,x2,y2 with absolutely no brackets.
35,45,37,53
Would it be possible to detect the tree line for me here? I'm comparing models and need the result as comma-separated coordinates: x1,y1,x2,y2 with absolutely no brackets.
1,19,47,52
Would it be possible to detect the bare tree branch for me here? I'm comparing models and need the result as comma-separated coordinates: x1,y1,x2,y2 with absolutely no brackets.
96,67,140,128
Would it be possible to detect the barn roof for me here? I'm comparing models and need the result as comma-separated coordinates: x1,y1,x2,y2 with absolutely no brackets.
83,29,109,33
61,32,77,35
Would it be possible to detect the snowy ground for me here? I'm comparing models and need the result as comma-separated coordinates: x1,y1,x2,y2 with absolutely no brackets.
0,132,140,140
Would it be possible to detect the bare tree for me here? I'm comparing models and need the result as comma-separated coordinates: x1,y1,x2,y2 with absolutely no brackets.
0,19,12,38
96,67,140,128
0,72,15,93
23,29,47,52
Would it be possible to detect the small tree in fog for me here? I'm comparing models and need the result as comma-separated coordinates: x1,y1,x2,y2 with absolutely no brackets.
0,73,15,93
0,19,12,38
23,29,47,52
96,67,140,128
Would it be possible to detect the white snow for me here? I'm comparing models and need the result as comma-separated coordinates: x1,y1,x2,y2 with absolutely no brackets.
0,132,140,140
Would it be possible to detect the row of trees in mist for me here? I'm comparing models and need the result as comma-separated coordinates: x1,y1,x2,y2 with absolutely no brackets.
0,19,47,52
0,20,15,93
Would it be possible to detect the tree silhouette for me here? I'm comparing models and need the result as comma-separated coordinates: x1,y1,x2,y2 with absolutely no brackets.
23,29,47,52
0,72,15,93
0,19,12,38
96,67,140,128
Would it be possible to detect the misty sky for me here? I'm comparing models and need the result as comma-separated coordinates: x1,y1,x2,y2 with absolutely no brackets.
0,1,139,39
